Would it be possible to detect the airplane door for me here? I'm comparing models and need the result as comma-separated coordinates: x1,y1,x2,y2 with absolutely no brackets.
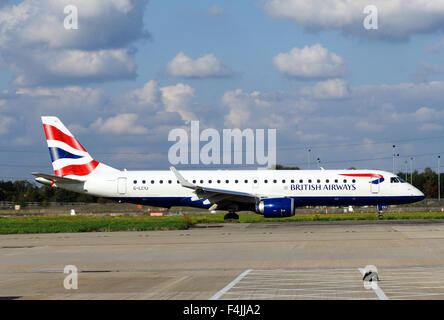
370,177,379,194
117,177,127,195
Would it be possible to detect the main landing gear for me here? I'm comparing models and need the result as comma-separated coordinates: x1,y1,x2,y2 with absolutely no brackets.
224,206,239,220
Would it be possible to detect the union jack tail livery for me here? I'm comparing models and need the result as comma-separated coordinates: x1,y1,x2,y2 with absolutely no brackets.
41,116,118,179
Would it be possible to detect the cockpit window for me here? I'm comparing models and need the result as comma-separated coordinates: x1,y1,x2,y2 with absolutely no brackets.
391,177,400,183
398,177,406,183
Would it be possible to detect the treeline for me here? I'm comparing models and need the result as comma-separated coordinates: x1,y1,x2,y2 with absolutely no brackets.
397,168,443,199
0,180,104,206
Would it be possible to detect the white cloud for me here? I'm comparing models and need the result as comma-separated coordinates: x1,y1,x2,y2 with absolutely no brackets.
160,83,197,123
420,123,443,131
166,51,233,78
92,113,148,135
206,4,226,17
11,49,136,86
300,79,349,99
415,62,444,82
426,38,444,53
0,0,148,86
0,116,13,134
126,80,161,110
264,0,444,40
221,89,318,128
414,106,444,122
273,44,346,79
222,89,254,127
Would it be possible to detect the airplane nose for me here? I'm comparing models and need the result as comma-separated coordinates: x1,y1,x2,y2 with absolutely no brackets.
415,188,425,200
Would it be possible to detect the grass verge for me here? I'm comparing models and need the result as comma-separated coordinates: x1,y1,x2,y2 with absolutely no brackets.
0,212,443,234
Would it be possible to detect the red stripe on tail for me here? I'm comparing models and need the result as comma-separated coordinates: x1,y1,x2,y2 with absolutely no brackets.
43,124,86,152
54,160,99,177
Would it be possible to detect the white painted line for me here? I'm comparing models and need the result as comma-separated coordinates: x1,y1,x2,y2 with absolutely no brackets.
359,268,388,300
222,291,375,300
232,286,376,295
210,269,252,300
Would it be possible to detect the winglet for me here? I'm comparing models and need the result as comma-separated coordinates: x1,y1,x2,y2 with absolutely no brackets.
170,166,196,189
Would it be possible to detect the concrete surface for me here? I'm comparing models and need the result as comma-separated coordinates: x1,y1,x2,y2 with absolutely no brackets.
2,220,444,299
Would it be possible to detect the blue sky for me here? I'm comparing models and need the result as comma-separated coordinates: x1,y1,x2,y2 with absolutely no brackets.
0,0,444,180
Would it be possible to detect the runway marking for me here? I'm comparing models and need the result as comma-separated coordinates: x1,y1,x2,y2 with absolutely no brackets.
210,268,377,300
209,269,252,300
358,268,388,300
222,291,371,300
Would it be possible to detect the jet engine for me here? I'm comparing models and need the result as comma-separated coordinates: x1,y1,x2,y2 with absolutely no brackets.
256,197,295,218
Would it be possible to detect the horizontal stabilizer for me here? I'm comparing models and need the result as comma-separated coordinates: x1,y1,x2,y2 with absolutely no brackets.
31,172,83,184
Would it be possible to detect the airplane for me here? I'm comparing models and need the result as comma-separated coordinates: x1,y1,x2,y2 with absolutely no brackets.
33,116,425,219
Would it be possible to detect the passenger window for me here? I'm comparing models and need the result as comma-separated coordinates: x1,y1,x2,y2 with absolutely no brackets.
226,180,229,183
192,180,196,183
244,180,248,183
217,180,221,183
159,180,163,184
208,180,212,184
253,179,257,183
335,179,338,183
326,179,329,183
133,180,137,184
291,179,294,183
317,179,321,183
168,180,172,184
142,180,146,184
235,180,238,183
282,180,286,183
299,179,303,183
308,179,312,183
343,179,347,183
151,180,154,184
273,180,277,183
264,179,268,183
352,179,356,183
200,180,204,184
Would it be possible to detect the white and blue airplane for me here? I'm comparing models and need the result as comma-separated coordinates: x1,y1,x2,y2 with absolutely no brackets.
33,117,425,219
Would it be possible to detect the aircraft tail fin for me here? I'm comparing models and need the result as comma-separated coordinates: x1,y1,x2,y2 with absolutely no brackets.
41,116,119,179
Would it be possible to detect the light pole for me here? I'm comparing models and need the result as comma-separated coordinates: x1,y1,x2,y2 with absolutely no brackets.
317,158,321,169
410,157,414,184
308,149,311,170
393,152,399,174
405,160,408,181
392,145,396,173
439,155,441,203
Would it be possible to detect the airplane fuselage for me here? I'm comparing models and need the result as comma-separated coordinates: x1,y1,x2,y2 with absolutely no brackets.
72,169,424,211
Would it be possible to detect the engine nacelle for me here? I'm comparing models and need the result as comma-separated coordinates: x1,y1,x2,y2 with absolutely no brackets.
256,197,295,218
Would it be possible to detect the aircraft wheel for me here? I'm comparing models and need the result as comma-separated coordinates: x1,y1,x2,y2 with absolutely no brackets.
224,212,239,220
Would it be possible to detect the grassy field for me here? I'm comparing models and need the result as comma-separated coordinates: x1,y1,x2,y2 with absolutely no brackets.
0,211,444,234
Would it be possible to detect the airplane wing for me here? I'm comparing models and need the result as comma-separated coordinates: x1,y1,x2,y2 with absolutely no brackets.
170,167,258,208
31,172,83,184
